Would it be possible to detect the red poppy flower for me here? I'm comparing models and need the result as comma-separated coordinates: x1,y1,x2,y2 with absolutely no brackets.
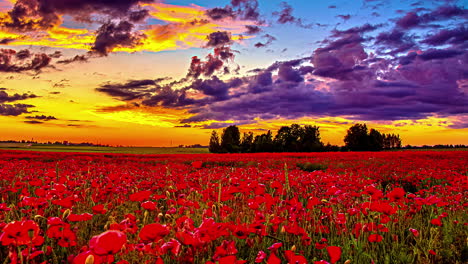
255,251,267,263
368,234,383,243
141,201,157,211
387,187,406,202
430,218,442,226
92,204,107,214
129,190,152,202
267,252,281,264
91,230,127,256
191,161,203,169
0,220,44,246
327,246,342,264
285,250,307,264
409,228,419,237
139,223,170,243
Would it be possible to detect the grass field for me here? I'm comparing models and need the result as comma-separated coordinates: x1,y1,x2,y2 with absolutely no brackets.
0,143,209,154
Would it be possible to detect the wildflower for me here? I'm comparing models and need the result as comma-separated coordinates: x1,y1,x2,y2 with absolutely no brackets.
367,234,383,243
139,223,170,243
327,246,342,264
409,228,419,237
430,218,442,226
0,220,44,246
90,230,127,256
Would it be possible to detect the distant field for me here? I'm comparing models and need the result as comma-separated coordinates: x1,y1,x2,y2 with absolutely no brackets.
0,143,209,154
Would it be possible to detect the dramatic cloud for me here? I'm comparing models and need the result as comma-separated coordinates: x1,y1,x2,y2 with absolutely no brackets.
1,2,257,55
0,90,37,103
206,7,235,21
0,49,51,72
1,0,154,31
92,21,146,55
92,2,467,127
96,79,156,101
0,103,34,116
422,25,468,46
245,25,261,34
273,2,312,28
206,31,232,48
254,34,276,48
187,46,237,78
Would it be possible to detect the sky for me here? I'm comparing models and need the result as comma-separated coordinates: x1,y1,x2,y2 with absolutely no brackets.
0,0,467,147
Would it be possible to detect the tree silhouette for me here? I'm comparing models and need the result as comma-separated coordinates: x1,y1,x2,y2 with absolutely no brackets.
369,129,384,151
240,132,254,153
209,130,221,153
220,125,241,153
344,123,370,151
252,130,274,152
301,125,323,151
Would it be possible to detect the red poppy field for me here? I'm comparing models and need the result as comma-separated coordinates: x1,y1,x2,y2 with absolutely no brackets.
0,150,466,264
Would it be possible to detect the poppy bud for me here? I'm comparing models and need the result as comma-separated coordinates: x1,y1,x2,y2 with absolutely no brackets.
62,209,71,219
280,226,286,233
157,213,164,220
290,245,296,251
85,255,94,264
344,260,351,264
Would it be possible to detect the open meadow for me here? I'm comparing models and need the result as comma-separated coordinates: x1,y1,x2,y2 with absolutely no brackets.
0,150,466,264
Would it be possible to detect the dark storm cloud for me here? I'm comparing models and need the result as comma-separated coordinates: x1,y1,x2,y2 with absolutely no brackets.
395,5,467,29
96,79,156,100
0,49,52,72
0,90,38,103
206,31,232,48
25,115,57,121
187,46,236,78
273,2,312,28
1,0,154,31
206,7,235,20
375,29,416,55
0,39,15,45
230,0,261,21
245,25,261,35
422,25,468,46
57,54,89,64
92,21,146,55
331,23,381,37
0,104,34,116
205,0,261,22
254,34,276,48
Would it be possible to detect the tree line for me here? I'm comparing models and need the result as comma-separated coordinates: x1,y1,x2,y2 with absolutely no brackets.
209,123,402,153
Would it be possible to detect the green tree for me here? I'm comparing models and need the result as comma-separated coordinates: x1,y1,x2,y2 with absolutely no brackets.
220,125,241,153
344,123,370,151
208,130,221,153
